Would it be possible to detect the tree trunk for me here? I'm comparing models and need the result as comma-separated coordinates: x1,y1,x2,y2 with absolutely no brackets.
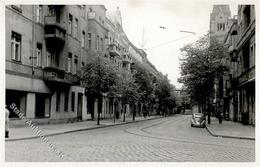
207,97,211,124
97,94,102,125
133,103,136,121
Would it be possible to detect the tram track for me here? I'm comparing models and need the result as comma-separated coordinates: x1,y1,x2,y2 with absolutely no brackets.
123,115,254,150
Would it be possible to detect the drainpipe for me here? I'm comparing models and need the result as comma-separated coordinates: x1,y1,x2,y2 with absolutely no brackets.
30,5,37,75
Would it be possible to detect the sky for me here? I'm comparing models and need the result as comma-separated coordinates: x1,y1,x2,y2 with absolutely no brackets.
2,0,238,89
96,0,238,89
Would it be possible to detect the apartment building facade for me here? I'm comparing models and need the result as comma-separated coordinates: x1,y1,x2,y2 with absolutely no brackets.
234,5,255,125
6,5,159,125
6,5,95,125
218,5,255,125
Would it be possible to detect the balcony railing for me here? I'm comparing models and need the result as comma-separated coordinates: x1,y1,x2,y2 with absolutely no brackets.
122,54,131,63
43,67,78,85
237,20,255,49
238,66,255,86
44,16,66,50
44,16,65,30
108,43,121,57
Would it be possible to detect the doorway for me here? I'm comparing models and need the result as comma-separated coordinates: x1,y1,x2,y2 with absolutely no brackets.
77,93,83,120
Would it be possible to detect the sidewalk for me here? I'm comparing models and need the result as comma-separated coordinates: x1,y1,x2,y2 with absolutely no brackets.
205,117,255,140
5,115,161,141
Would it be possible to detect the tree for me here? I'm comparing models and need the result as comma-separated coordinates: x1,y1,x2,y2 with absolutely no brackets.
132,62,154,116
117,70,140,121
80,56,118,125
155,76,176,116
178,34,229,123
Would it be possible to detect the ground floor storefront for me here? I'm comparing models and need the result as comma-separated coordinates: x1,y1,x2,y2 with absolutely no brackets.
222,80,255,126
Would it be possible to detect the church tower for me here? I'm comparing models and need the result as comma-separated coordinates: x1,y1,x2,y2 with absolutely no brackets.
210,5,231,43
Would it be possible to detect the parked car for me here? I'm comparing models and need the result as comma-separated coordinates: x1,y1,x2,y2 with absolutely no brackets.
190,113,205,128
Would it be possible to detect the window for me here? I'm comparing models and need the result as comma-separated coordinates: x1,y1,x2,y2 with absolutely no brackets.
64,92,68,112
36,5,43,23
56,91,60,112
74,55,78,74
46,51,51,67
81,31,85,47
68,14,73,35
217,23,225,31
46,49,58,67
36,43,42,67
250,43,255,68
243,5,251,28
74,18,78,38
88,33,91,49
100,38,103,51
11,31,21,61
71,92,75,112
67,52,72,72
48,6,56,16
243,43,250,69
96,35,99,50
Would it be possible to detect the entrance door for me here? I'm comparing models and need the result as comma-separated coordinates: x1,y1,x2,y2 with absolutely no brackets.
36,94,45,118
77,93,83,120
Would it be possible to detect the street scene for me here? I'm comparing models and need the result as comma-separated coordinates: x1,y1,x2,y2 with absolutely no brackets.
4,0,256,164
5,115,255,162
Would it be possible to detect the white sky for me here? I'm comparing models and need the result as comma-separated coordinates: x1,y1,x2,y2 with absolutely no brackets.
1,0,240,89
99,0,239,89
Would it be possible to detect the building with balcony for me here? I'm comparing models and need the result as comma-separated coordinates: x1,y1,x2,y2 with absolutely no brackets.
6,5,161,126
218,5,255,125
223,16,238,121
6,5,90,125
235,5,255,125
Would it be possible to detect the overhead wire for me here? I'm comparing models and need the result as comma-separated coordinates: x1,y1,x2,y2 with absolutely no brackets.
147,30,209,50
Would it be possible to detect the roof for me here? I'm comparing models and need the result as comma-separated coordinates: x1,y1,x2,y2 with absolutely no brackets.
212,5,231,15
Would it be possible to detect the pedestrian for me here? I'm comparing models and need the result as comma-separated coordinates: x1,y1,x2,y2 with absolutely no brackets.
5,105,10,138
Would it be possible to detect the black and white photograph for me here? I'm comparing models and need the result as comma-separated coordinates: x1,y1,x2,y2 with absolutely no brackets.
1,0,258,166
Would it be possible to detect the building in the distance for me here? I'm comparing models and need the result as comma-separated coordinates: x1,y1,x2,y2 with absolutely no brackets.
209,5,232,118
209,5,232,42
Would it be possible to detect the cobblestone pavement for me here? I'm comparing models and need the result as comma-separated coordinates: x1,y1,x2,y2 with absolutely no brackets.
5,115,255,162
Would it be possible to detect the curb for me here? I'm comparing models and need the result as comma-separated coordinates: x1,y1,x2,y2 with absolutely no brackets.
5,116,162,142
205,125,255,141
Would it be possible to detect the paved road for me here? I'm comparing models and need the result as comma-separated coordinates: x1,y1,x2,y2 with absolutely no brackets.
5,115,255,162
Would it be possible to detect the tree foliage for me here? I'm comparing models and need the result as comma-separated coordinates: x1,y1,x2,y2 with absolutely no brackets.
132,62,154,104
80,56,118,96
178,34,229,107
155,76,176,110
117,70,140,105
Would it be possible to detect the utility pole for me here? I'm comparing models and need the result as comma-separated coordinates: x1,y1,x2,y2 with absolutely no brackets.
97,56,101,125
